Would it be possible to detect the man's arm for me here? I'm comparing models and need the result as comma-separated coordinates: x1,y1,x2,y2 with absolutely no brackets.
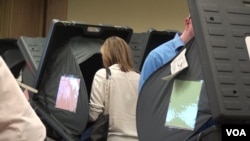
138,53,161,94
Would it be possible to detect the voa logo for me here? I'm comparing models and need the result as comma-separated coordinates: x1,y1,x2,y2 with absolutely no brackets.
226,129,246,136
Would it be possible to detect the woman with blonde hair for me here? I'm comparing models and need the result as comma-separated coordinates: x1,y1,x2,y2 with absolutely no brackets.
88,36,139,141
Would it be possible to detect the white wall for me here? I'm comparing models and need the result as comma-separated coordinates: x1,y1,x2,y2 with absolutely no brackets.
67,0,189,33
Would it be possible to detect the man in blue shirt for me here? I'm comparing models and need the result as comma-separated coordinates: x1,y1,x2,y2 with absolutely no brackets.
138,15,194,93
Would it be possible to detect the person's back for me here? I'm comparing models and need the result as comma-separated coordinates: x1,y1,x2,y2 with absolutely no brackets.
109,65,139,141
91,65,139,141
89,36,139,141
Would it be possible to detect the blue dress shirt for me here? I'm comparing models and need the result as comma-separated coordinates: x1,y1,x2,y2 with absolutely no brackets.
138,33,185,93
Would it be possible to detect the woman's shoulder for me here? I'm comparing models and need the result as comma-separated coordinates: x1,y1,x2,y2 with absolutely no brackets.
131,71,141,78
94,68,107,78
96,68,106,73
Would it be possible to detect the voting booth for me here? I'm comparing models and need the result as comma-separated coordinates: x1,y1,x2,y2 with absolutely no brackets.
18,19,133,141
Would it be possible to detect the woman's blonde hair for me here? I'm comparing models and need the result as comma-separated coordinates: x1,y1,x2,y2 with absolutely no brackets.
100,36,135,72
